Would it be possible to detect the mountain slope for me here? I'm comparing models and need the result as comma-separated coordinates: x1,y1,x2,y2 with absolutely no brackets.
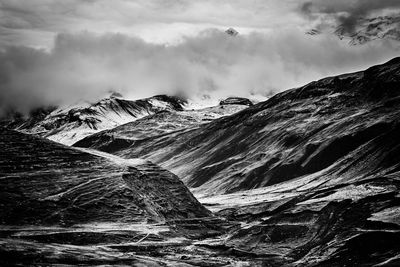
13,94,186,145
73,57,400,266
75,57,400,195
0,128,209,225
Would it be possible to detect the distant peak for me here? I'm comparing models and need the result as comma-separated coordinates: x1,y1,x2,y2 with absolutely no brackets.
306,29,321,36
109,92,123,99
220,97,253,106
226,28,239,36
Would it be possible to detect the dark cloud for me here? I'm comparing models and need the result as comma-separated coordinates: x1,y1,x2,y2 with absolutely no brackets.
300,0,400,34
0,30,398,115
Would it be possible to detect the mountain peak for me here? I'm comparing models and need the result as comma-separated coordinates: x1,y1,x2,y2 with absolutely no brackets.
109,91,123,99
225,27,239,36
219,97,253,106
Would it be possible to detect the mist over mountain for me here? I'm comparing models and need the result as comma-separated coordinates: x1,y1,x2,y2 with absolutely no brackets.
1,29,398,116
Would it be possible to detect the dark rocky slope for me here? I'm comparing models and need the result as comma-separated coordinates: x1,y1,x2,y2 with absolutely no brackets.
0,128,209,225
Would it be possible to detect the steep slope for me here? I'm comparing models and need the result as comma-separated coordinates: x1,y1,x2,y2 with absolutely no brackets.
75,57,400,196
0,128,209,225
74,104,248,152
14,94,186,145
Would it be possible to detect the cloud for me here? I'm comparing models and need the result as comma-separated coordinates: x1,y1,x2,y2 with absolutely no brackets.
300,0,400,34
0,0,305,47
0,29,398,115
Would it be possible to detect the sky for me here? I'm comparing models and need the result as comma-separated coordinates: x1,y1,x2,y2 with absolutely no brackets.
0,0,399,114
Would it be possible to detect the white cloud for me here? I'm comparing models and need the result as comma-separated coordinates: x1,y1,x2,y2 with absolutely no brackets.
0,0,306,47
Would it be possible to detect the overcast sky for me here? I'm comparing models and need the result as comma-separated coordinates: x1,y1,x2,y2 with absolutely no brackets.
0,0,399,113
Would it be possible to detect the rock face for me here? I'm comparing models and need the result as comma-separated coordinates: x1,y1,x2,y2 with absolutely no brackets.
8,94,186,145
219,97,253,106
0,128,209,225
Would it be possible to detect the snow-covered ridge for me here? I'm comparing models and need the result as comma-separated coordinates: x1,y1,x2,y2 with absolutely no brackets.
307,14,400,45
337,15,400,45
17,94,186,145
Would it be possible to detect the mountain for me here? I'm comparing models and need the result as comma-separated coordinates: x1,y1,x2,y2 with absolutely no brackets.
72,57,400,265
9,94,186,145
225,28,239,36
220,97,253,106
3,58,400,265
336,15,400,45
0,128,209,225
75,58,400,195
307,14,400,45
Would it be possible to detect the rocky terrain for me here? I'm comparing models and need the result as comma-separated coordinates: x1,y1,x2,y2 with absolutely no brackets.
2,58,400,266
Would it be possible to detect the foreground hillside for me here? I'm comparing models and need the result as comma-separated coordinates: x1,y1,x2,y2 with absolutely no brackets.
0,128,210,225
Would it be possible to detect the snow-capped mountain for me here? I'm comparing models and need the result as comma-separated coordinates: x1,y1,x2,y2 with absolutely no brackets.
11,94,186,145
307,14,400,45
336,15,400,45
